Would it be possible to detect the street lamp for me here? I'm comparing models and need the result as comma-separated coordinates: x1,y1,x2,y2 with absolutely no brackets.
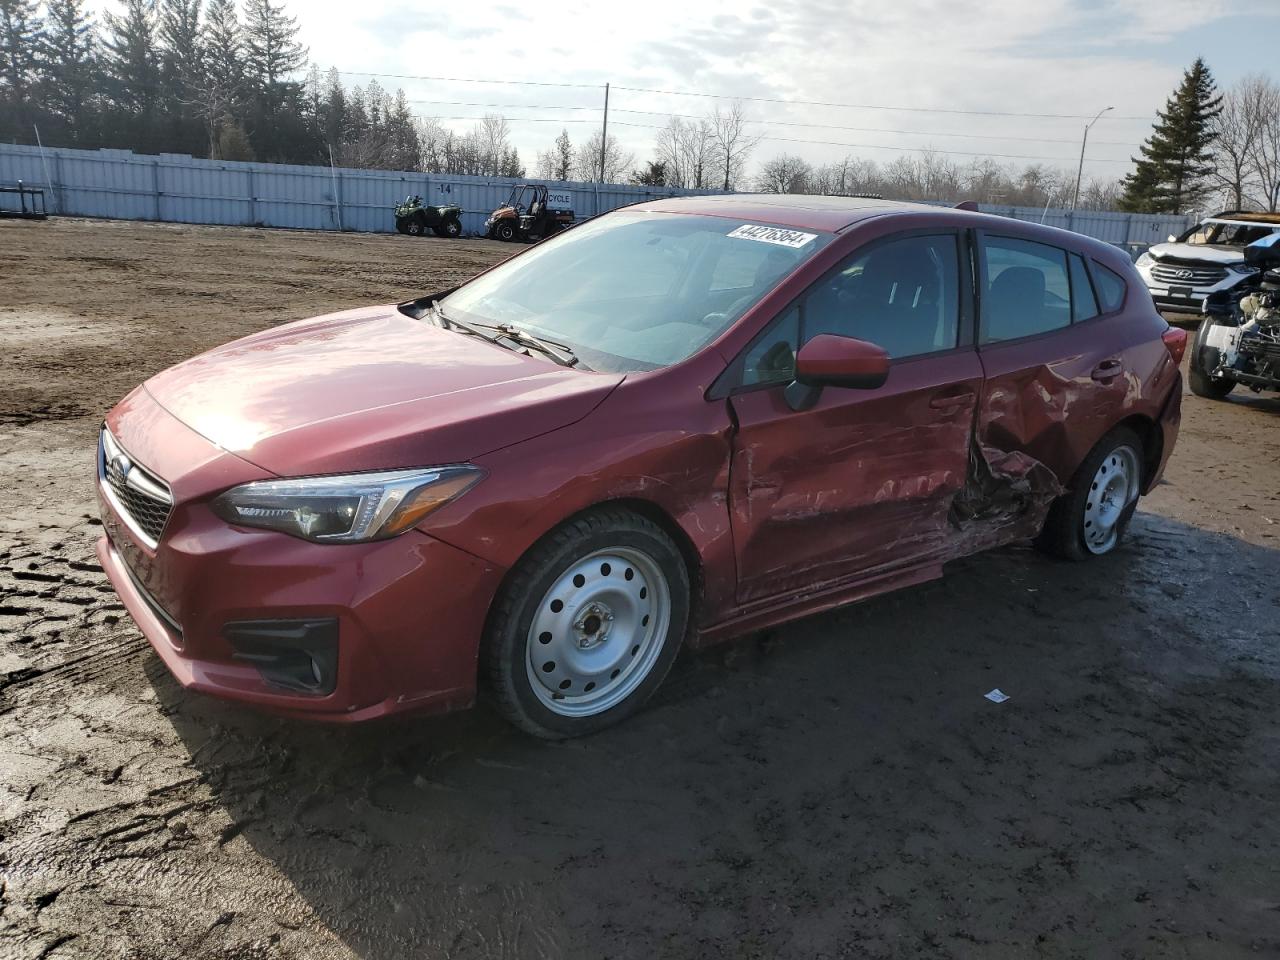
1071,106,1114,211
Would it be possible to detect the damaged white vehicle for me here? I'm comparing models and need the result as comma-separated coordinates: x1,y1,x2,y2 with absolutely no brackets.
1189,232,1280,400
1136,211,1280,316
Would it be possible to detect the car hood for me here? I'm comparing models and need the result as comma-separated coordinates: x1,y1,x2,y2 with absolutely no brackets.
144,304,623,477
1147,242,1245,265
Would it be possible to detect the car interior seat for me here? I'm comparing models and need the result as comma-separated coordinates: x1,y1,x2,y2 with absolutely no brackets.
986,266,1047,341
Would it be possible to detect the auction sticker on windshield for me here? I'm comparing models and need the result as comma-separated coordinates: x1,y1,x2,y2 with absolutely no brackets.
728,224,818,248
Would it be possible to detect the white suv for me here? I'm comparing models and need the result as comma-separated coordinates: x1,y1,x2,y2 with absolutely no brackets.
1136,211,1280,315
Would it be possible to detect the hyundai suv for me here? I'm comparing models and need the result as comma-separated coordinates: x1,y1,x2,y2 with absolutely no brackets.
1136,211,1280,315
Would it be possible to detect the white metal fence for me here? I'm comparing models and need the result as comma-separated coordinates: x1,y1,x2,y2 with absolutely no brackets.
0,143,1194,249
0,143,714,235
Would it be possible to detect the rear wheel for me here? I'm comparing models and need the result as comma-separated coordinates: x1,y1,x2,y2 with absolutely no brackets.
1188,317,1236,400
1035,427,1143,560
441,217,462,238
483,508,689,739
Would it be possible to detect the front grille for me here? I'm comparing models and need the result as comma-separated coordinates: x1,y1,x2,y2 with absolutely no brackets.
1150,261,1229,286
100,427,173,547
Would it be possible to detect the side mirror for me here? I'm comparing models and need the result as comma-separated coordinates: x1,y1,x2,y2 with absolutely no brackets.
785,334,890,411
1167,234,1178,243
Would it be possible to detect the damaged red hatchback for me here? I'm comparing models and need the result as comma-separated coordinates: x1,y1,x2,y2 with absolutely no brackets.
96,196,1185,738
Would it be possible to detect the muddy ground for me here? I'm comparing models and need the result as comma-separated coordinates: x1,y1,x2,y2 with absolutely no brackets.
1,218,1279,960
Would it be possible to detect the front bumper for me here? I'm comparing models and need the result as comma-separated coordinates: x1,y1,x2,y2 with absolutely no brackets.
97,393,505,722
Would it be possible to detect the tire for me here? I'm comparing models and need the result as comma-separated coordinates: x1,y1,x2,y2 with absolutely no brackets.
483,507,690,739
494,220,517,242
406,215,426,237
1188,316,1236,400
1034,426,1144,561
441,217,462,238
395,221,408,235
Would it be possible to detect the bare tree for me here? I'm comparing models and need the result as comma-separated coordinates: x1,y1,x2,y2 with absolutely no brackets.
478,114,511,175
573,129,633,183
1249,79,1280,210
1212,75,1268,209
710,101,759,191
655,116,714,188
756,154,811,193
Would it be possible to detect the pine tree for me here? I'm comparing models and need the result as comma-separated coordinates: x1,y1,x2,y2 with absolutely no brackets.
241,0,304,110
103,0,160,118
158,0,202,101
0,0,42,104
200,0,241,126
41,0,96,133
551,128,572,180
1119,57,1223,214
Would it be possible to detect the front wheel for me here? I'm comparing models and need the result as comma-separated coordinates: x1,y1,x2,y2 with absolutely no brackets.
484,508,690,739
1188,317,1236,400
405,215,426,237
1035,426,1144,561
494,220,517,242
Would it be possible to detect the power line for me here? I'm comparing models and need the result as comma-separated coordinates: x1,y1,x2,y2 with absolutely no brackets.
409,111,1134,165
608,120,1134,164
339,68,1152,122
612,84,1151,121
402,98,1140,148
609,106,1139,147
340,70,601,90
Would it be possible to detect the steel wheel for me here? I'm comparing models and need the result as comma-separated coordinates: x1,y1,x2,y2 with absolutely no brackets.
1082,443,1140,555
524,546,671,718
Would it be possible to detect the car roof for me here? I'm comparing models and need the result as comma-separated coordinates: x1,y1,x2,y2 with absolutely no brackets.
624,193,1128,267
1206,210,1280,226
629,194,947,233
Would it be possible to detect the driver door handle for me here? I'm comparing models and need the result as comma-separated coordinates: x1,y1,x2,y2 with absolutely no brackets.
1092,359,1123,381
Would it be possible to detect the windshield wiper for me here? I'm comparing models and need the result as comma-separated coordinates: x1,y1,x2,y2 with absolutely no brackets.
491,323,581,368
432,304,583,369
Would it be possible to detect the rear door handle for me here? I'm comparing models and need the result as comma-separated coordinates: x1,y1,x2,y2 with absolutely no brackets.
1092,359,1123,381
929,390,975,410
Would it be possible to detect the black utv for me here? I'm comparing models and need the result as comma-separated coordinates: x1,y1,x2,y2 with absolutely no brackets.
394,196,463,238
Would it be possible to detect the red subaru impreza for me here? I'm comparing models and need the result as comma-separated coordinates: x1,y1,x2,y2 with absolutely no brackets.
96,196,1185,738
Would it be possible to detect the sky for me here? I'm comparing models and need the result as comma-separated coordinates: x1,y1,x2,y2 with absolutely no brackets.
100,0,1280,185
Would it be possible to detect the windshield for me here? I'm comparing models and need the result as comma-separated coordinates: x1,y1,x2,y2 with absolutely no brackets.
442,212,832,373
1183,221,1280,247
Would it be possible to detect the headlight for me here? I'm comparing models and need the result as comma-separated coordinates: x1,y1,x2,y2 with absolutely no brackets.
1136,252,1153,268
211,466,483,543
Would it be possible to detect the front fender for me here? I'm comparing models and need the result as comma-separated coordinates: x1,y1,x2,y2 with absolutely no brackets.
418,381,738,624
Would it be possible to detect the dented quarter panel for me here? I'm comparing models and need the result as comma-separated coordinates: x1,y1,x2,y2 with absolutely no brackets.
975,310,1179,496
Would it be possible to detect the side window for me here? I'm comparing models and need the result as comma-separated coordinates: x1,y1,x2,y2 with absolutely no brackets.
1069,254,1099,322
741,306,800,386
802,234,960,359
981,236,1071,343
1091,262,1127,313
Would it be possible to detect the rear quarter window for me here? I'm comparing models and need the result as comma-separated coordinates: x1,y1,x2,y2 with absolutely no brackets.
1091,262,1128,313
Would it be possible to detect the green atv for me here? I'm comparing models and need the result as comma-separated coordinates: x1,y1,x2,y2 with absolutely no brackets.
394,196,463,238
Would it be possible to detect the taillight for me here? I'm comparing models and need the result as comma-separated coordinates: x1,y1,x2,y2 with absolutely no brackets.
1162,326,1188,364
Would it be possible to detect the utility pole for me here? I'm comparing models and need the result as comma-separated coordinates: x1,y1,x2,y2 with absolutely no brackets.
1072,105,1113,211
598,83,610,184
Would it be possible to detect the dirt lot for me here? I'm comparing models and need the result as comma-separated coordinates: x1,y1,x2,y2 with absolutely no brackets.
1,218,1279,960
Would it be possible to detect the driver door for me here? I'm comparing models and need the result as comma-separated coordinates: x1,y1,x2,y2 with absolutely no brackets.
725,230,982,605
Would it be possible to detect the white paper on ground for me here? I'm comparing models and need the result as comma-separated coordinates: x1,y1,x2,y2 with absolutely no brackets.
984,688,1010,704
